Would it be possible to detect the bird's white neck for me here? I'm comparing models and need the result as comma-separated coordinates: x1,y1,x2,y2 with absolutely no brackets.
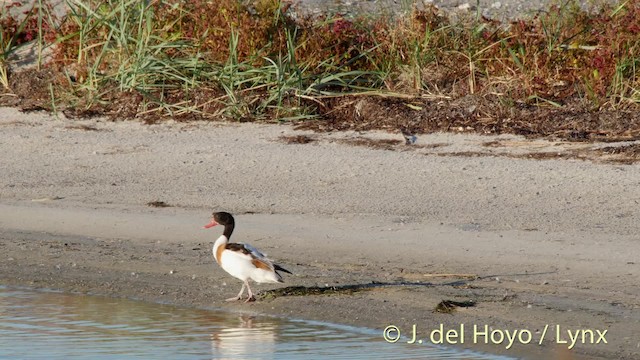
212,235,229,264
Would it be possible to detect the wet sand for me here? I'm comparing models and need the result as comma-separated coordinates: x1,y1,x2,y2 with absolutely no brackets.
1,108,639,359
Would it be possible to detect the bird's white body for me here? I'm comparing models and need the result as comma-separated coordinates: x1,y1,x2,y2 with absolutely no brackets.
213,235,282,284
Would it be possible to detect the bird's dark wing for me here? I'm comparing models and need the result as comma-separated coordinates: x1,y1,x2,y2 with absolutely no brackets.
225,242,252,255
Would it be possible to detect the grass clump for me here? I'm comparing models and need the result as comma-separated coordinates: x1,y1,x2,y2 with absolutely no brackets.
1,0,640,140
0,1,57,89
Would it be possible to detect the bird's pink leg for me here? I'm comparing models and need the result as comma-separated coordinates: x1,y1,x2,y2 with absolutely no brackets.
244,281,256,303
226,282,246,302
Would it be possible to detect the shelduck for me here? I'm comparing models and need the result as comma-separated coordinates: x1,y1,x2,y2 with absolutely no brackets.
204,211,291,302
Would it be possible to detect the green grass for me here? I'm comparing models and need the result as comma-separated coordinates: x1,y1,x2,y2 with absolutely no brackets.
0,4,32,89
1,0,640,122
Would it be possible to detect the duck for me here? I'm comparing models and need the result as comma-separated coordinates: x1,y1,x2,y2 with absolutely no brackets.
203,211,291,302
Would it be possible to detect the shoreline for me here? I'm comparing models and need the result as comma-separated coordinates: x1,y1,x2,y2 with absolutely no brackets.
1,109,639,359
1,204,634,359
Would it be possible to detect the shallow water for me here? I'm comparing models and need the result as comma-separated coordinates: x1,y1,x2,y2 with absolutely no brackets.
0,286,512,359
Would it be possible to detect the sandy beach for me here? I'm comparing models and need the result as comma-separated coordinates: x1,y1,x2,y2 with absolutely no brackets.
1,107,639,359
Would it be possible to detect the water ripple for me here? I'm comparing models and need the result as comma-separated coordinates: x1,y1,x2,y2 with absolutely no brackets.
0,286,512,360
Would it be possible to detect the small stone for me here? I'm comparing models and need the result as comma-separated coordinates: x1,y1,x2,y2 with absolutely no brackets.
527,304,532,309
169,270,176,274
191,274,196,280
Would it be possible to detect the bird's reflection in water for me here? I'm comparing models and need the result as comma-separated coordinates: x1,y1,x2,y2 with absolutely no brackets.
211,315,276,360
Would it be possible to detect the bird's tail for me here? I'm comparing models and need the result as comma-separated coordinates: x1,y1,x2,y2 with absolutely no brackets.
274,264,292,275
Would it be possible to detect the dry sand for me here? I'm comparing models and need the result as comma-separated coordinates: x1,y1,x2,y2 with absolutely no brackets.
1,107,639,359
